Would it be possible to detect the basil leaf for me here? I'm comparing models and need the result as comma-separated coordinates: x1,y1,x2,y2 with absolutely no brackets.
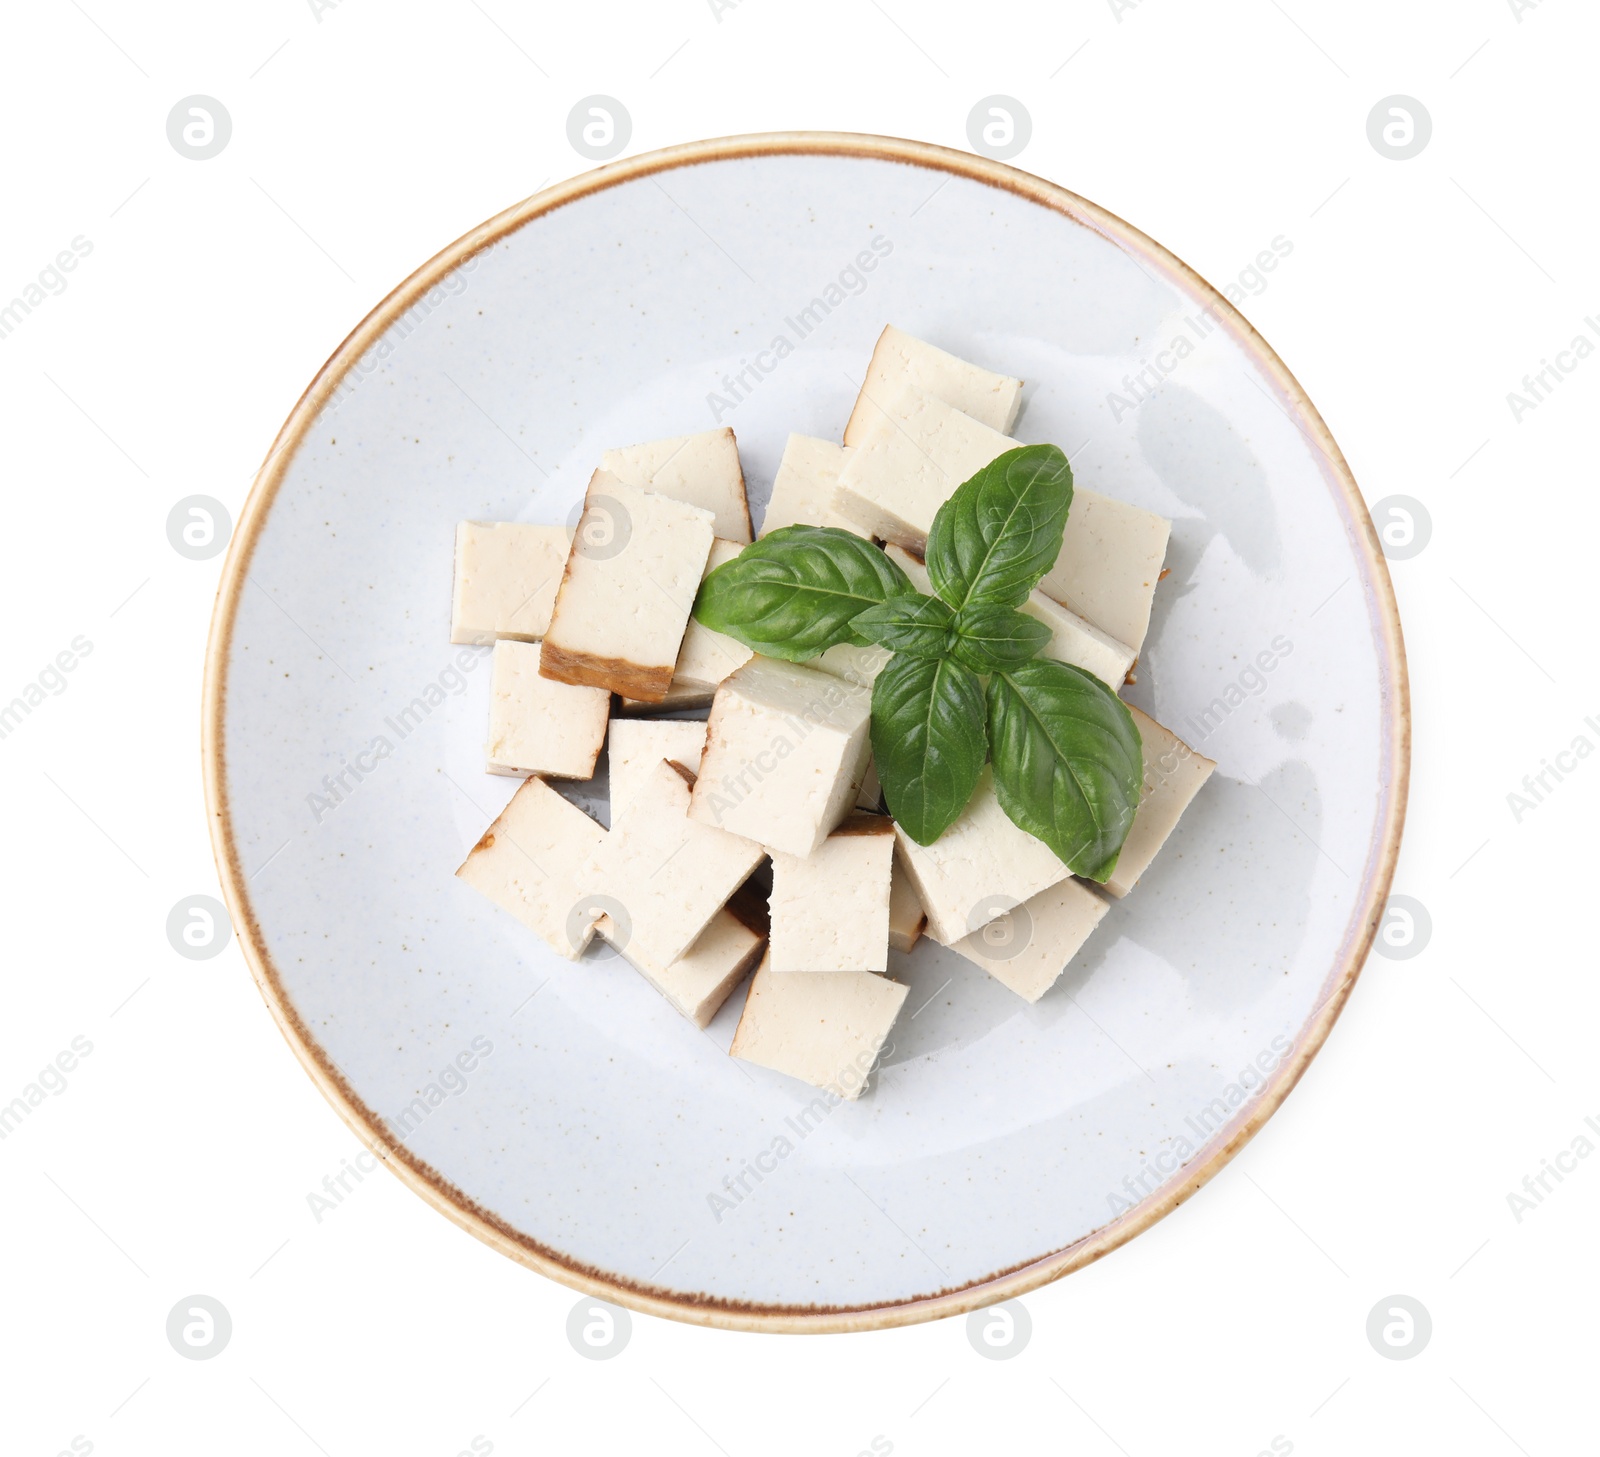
949,603,1052,674
694,525,915,662
986,660,1143,881
850,594,955,659
871,654,988,845
926,444,1074,611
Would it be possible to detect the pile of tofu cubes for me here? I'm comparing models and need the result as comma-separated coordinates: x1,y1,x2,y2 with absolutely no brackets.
452,326,1216,1101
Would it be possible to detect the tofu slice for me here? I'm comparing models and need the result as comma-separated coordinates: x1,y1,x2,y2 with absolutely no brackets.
596,903,764,1028
486,640,610,779
606,718,707,820
540,476,715,701
730,952,908,1100
887,865,926,954
688,657,873,858
844,325,1023,446
833,387,1016,552
600,427,751,542
892,766,1072,945
579,759,764,967
1037,492,1171,653
881,545,1134,688
761,435,867,537
769,813,894,973
455,777,608,960
948,880,1109,1002
672,538,755,692
451,522,570,645
1104,705,1216,898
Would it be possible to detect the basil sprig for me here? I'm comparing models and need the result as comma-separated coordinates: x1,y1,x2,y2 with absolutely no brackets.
693,445,1143,879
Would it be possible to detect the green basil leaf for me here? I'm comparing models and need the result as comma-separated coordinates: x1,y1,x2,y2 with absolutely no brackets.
949,603,1052,674
693,525,915,662
871,654,988,846
926,444,1074,611
986,660,1143,881
850,594,955,658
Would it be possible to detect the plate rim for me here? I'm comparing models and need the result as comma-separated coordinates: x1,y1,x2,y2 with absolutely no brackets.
201,129,1411,1334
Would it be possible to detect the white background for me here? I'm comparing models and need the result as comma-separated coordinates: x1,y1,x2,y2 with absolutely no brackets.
1,1,1594,1454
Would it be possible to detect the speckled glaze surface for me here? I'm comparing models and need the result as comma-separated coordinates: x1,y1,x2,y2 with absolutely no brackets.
203,134,1408,1332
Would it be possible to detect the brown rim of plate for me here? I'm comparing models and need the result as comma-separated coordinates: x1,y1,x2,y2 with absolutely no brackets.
201,130,1410,1335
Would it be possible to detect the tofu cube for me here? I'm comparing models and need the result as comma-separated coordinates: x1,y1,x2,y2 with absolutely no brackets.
688,657,873,858
730,952,908,1100
844,324,1023,446
887,865,926,954
761,435,867,537
1104,705,1216,898
455,777,608,960
892,766,1072,945
948,880,1109,1002
606,717,707,820
884,544,1134,688
833,387,1016,551
672,538,755,692
451,522,570,645
768,813,895,973
596,903,764,1028
580,759,764,967
540,477,715,701
802,640,888,811
486,640,609,779
601,427,751,542
1037,491,1171,653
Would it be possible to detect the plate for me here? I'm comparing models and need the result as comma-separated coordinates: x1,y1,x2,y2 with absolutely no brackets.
203,133,1408,1332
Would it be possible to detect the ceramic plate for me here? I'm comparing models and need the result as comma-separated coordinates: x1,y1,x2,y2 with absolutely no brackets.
204,133,1408,1331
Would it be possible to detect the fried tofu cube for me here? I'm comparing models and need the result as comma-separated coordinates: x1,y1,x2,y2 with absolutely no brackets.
540,476,715,702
